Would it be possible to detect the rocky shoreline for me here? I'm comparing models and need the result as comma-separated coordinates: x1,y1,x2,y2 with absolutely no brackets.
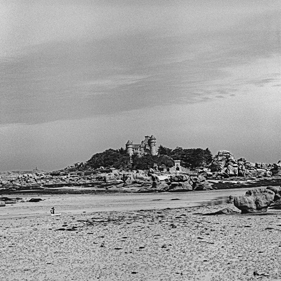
1,174,281,196
2,150,281,195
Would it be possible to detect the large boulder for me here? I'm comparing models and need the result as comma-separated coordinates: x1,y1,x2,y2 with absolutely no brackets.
193,181,213,190
266,186,281,201
245,187,273,196
267,186,281,210
122,174,134,186
271,164,281,176
226,163,238,176
232,188,275,213
180,181,193,191
156,181,170,192
169,181,193,192
191,175,213,190
169,174,189,182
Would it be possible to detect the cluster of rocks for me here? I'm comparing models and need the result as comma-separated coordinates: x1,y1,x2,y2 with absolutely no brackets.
0,169,150,192
0,172,89,190
210,150,273,178
270,161,281,176
144,173,213,193
0,168,216,193
0,172,44,189
0,170,124,191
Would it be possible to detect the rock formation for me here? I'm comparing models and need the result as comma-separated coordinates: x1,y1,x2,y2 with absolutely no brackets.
230,187,280,213
210,150,272,178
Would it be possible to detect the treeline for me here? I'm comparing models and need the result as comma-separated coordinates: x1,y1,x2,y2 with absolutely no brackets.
158,146,212,169
86,148,130,170
86,145,212,170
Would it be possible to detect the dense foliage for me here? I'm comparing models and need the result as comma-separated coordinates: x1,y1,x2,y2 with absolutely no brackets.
158,145,212,169
86,145,212,170
86,148,130,169
132,154,175,170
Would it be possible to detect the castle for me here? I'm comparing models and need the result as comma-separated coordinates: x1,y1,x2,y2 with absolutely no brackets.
126,135,157,157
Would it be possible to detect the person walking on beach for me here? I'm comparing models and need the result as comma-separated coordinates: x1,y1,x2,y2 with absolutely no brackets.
50,207,55,215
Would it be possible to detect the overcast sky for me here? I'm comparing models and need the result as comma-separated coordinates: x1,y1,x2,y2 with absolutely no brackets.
0,0,280,171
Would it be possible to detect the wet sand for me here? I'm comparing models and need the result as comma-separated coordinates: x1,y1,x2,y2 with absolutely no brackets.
1,191,281,280
0,188,249,218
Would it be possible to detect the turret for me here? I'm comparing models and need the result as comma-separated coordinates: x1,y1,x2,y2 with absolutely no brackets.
126,140,133,157
149,135,157,156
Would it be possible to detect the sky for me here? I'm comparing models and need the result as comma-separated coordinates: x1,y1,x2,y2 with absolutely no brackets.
0,0,280,171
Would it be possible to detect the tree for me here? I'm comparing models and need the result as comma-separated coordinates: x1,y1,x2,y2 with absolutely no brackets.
158,145,172,156
170,147,213,169
203,148,213,166
118,147,127,155
132,154,157,170
156,155,174,167
170,147,184,161
86,149,130,169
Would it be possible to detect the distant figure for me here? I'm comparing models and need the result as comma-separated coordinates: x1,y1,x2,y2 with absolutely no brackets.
50,207,55,215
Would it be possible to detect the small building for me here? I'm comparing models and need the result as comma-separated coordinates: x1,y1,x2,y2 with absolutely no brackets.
169,160,191,174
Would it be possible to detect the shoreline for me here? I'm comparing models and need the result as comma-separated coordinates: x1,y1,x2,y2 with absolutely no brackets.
0,188,251,219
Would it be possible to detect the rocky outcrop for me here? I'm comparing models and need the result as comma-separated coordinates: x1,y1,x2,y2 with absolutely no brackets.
192,175,213,190
211,150,236,171
210,151,273,178
270,162,281,176
266,186,281,199
1,155,280,194
167,181,193,192
230,187,279,213
153,173,214,192
169,175,190,182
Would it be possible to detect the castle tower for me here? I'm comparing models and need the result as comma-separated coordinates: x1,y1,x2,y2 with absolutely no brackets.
126,140,133,157
149,135,157,156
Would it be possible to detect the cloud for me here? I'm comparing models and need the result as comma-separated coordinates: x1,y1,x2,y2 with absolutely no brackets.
249,78,277,87
0,2,280,125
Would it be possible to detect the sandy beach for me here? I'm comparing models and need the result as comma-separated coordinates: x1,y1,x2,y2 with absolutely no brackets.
1,192,281,281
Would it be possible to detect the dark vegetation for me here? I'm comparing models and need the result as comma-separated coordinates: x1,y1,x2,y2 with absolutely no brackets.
86,145,213,170
86,148,130,170
158,146,212,169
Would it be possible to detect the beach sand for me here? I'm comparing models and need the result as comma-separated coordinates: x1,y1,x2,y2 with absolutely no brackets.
1,195,281,281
